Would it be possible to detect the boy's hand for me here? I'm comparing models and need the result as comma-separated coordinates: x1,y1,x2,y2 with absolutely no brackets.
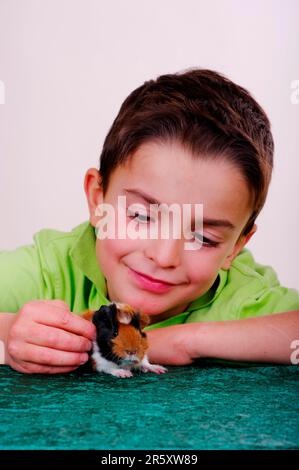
6,300,96,374
146,325,195,366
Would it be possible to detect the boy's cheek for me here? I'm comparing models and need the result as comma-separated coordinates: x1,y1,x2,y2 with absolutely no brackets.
186,254,218,281
95,238,135,277
185,260,221,297
96,237,134,258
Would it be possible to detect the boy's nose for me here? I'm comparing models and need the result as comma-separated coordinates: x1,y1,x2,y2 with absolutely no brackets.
144,237,182,269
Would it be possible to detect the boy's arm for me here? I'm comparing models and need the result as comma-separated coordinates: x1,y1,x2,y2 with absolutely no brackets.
146,310,299,366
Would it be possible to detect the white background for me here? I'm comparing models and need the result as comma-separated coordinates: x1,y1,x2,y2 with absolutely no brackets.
0,0,298,289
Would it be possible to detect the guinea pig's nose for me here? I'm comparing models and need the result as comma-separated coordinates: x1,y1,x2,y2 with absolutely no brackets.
126,349,137,355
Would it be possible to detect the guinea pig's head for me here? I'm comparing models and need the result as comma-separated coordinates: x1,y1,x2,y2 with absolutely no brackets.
92,302,150,366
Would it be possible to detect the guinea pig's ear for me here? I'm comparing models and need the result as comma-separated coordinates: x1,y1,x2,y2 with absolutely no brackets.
92,303,118,329
138,312,150,329
117,310,132,325
115,303,136,325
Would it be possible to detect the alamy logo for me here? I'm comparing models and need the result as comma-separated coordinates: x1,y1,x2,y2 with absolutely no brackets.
94,195,204,251
290,339,299,365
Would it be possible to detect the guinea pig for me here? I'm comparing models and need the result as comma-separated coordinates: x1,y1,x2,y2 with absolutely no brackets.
82,302,167,378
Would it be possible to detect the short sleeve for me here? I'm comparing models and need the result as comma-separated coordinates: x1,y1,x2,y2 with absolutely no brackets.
233,252,299,319
236,285,299,319
0,242,55,313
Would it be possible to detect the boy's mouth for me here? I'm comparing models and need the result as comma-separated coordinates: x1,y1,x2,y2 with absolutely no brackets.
127,267,178,293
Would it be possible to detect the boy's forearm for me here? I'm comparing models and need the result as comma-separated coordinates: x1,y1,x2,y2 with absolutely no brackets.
0,313,16,364
146,310,299,366
187,310,299,365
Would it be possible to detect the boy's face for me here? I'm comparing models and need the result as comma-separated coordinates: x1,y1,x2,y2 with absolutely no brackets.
85,140,256,324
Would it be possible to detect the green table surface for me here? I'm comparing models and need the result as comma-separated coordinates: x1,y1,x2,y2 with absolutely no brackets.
0,362,298,450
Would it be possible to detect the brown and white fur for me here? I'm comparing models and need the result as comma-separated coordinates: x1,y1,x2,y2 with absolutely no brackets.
82,302,167,378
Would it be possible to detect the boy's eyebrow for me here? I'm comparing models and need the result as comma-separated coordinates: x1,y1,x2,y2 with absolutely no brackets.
123,188,236,230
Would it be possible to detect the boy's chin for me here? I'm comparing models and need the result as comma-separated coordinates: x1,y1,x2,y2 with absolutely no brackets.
112,293,168,316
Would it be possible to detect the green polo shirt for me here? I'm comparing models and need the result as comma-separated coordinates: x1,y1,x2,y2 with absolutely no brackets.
1,221,299,327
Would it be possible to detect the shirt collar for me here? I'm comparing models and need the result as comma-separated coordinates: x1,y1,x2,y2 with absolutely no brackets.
69,221,108,296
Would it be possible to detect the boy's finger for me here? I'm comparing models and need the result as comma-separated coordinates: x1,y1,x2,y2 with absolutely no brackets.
45,300,70,309
23,323,92,352
31,302,96,340
10,359,78,375
32,365,78,374
14,343,89,367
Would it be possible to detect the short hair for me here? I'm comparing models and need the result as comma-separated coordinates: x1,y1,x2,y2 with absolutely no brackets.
99,67,274,237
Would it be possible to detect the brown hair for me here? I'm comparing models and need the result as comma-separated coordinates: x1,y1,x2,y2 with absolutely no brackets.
99,67,274,236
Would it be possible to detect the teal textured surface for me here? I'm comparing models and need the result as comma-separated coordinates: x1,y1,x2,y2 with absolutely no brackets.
0,363,298,450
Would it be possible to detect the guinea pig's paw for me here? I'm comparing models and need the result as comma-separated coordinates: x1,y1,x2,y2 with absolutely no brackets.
141,364,167,374
110,368,133,378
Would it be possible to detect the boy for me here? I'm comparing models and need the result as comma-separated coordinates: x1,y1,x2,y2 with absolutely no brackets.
0,68,298,374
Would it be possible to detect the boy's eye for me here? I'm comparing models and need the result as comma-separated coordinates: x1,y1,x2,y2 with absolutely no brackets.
192,232,219,248
127,211,219,248
127,211,153,223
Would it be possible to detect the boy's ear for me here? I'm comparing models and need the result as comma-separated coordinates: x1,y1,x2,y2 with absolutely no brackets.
221,223,257,271
83,168,104,228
